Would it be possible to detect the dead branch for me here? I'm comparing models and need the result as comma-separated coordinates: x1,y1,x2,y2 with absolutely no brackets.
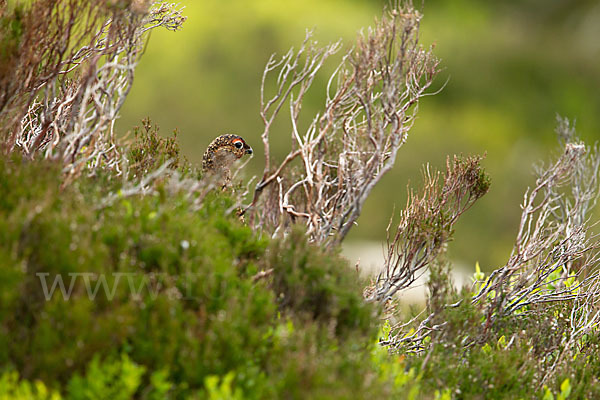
380,118,600,364
245,3,440,248
473,120,600,325
367,155,490,304
3,1,186,179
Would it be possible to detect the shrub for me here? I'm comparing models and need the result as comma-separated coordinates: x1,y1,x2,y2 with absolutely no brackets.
126,118,197,180
0,152,409,398
265,228,377,339
3,0,598,398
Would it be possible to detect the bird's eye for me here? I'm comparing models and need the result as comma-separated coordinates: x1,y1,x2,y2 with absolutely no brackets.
234,141,243,149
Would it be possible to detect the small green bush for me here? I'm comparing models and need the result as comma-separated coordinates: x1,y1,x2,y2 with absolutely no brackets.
126,118,197,180
266,229,377,339
67,354,145,400
0,371,60,400
401,277,600,399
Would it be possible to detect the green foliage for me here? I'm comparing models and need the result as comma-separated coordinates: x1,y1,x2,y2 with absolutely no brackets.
266,229,377,338
204,372,244,400
67,354,145,400
416,326,538,398
0,355,174,400
371,327,422,399
396,262,600,399
8,134,600,398
0,371,60,400
0,147,408,398
127,118,197,179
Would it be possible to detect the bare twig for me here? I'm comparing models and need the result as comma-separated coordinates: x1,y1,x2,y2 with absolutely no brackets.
381,118,600,367
368,155,490,304
245,3,440,247
4,1,186,179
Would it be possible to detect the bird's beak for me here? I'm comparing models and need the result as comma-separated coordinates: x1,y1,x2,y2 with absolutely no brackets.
246,147,253,155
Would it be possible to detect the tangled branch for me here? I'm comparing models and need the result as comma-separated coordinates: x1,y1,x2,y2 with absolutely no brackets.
366,155,490,304
383,118,600,365
474,119,600,324
1,0,185,178
245,3,440,247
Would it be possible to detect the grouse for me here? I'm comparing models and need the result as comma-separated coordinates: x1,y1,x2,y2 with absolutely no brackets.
202,134,253,187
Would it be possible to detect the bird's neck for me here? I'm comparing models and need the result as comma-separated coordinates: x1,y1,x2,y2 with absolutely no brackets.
203,148,237,186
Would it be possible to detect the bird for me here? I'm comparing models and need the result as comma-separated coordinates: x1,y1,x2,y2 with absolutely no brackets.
202,134,253,188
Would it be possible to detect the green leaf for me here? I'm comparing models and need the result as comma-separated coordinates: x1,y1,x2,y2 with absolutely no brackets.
482,343,492,355
474,261,485,281
542,386,554,400
497,335,506,350
560,378,571,398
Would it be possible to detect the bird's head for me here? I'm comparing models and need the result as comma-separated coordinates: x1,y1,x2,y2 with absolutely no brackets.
202,134,253,181
224,134,253,159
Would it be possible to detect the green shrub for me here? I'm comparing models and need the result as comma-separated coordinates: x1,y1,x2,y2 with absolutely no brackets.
402,274,600,399
0,371,60,400
126,118,197,180
0,153,405,398
265,228,377,339
67,354,145,400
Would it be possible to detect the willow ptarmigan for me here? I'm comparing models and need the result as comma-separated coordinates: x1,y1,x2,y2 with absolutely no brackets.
202,134,253,187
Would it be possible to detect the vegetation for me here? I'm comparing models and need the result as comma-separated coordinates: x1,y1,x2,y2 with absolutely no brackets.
116,0,600,270
0,152,398,398
1,1,599,399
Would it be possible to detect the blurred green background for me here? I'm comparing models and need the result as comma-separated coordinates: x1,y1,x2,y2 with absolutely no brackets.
117,0,600,272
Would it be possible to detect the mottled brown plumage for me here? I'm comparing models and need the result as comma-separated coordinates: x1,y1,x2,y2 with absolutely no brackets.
202,134,253,187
